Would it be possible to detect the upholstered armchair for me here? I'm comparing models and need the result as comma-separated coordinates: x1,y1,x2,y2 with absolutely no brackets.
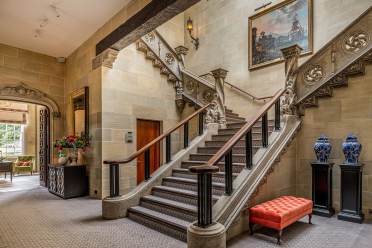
14,156,34,175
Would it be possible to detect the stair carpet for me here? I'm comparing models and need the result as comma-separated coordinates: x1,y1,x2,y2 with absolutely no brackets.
127,108,274,241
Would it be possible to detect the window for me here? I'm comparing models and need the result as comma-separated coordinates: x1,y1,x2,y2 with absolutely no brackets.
0,123,24,157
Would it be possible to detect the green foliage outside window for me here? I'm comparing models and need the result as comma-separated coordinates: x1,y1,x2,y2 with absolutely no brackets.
0,123,23,157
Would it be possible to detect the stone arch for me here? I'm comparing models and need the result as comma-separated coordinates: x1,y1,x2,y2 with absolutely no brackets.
0,82,61,118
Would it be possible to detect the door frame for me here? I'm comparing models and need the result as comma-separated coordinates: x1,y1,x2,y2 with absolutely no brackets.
0,82,60,187
136,118,162,184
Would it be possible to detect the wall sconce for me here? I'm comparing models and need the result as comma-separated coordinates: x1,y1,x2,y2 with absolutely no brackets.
186,17,199,50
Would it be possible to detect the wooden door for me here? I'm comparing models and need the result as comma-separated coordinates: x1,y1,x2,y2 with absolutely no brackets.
137,119,161,184
39,108,50,187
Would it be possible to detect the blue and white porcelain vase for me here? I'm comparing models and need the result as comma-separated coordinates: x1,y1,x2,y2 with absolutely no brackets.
342,134,362,164
313,135,332,163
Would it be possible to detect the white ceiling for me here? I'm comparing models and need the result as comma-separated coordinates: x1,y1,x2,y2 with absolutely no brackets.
0,0,132,57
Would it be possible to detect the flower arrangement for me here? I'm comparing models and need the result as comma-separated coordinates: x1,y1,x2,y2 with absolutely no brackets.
54,135,89,164
55,135,88,151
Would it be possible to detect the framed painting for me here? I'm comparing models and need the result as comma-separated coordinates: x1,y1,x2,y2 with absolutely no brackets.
248,0,313,70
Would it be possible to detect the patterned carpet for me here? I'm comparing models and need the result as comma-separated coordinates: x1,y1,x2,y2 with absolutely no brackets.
0,185,371,248
0,188,186,248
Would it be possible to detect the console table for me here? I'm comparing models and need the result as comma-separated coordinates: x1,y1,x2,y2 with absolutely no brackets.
48,164,88,199
0,160,13,182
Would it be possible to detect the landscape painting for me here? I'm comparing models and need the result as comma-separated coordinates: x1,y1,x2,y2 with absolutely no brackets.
248,0,313,70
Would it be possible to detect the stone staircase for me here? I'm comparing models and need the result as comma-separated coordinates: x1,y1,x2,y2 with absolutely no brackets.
127,108,274,241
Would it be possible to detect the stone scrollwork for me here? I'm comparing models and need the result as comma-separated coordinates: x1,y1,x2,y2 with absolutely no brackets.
92,48,119,70
165,52,175,65
144,32,155,43
202,89,215,103
205,100,220,124
280,45,302,116
185,79,197,93
344,31,368,53
303,64,324,86
0,82,61,117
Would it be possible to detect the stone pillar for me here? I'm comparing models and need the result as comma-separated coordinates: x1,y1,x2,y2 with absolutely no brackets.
280,45,302,115
188,222,226,248
211,68,228,127
175,45,189,64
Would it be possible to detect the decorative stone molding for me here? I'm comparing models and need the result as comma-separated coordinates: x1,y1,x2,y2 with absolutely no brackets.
344,31,368,53
211,68,228,127
280,45,302,116
175,45,189,64
296,8,372,104
175,81,185,112
0,82,61,118
92,48,119,70
205,100,220,124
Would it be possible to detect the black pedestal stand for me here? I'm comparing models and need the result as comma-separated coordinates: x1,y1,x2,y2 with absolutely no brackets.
311,162,335,217
337,163,364,223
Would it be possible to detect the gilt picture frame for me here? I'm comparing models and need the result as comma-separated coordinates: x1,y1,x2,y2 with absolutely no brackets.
248,0,313,70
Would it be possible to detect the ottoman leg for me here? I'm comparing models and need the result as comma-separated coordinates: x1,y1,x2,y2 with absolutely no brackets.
249,223,254,235
277,230,282,245
309,214,312,224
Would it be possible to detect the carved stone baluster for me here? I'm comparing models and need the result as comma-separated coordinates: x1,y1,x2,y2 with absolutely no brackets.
175,81,185,112
280,45,302,116
175,46,189,65
211,68,228,127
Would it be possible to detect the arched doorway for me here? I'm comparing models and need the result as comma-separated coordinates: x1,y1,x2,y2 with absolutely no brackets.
0,82,61,187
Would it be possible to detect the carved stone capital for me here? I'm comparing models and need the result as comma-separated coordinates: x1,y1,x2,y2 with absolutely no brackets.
211,68,228,80
280,44,303,60
92,48,119,70
175,46,189,56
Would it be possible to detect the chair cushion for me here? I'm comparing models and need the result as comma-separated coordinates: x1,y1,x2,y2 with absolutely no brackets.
249,196,312,230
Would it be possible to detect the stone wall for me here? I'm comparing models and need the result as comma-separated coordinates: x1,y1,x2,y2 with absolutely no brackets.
100,14,185,198
296,64,372,220
183,0,372,119
0,43,65,163
65,0,151,198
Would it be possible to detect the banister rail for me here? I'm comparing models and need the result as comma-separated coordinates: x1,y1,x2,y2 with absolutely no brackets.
205,88,284,167
199,73,275,101
104,103,211,197
189,88,284,227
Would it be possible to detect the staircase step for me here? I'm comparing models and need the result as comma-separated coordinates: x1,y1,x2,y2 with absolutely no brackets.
225,112,240,118
181,161,245,173
172,168,238,183
162,176,225,195
152,185,219,206
140,195,197,222
211,134,266,143
189,153,246,163
226,116,246,122
198,146,260,154
128,206,189,242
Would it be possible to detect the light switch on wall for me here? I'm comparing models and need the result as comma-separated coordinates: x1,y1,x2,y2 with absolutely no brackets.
125,131,133,143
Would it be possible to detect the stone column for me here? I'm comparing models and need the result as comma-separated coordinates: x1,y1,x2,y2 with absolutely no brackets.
211,68,228,127
280,45,302,116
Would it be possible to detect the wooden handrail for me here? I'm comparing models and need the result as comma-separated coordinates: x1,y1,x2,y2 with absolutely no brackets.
199,73,274,101
224,81,274,101
205,89,285,166
104,103,211,164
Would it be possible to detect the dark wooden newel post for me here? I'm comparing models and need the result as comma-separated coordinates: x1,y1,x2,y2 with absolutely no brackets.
189,165,219,227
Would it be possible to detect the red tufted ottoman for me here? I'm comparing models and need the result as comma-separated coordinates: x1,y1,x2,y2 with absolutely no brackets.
249,196,313,244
